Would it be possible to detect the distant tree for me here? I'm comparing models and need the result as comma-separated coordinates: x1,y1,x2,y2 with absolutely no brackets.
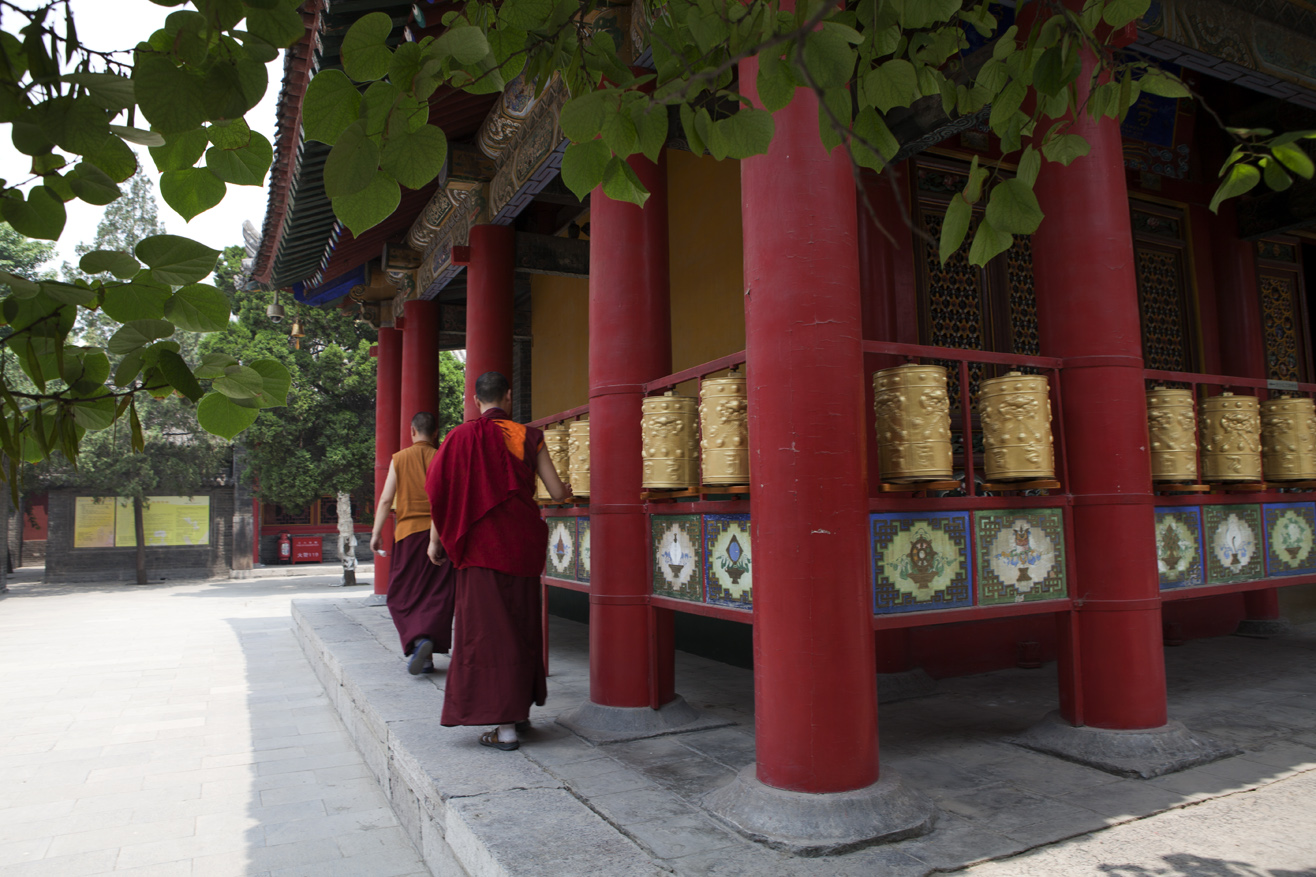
437,351,464,437
0,223,56,281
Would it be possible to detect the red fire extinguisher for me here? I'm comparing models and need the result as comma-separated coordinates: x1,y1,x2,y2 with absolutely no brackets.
278,532,292,564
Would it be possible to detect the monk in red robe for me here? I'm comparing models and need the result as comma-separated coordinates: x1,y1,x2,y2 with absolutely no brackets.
426,371,570,750
372,412,454,675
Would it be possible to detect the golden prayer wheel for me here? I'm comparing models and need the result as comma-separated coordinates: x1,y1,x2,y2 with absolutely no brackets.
1261,395,1316,481
979,371,1055,482
1146,386,1198,482
871,364,953,482
1200,392,1262,482
568,419,591,497
535,424,571,501
642,391,698,489
699,375,749,485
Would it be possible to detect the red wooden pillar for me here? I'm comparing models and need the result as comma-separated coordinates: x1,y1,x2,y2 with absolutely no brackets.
465,224,515,420
1031,56,1166,730
1212,203,1282,624
399,299,440,445
740,63,879,793
373,328,403,595
589,152,674,709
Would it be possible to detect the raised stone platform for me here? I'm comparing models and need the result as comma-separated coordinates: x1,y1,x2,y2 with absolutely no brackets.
293,599,1316,876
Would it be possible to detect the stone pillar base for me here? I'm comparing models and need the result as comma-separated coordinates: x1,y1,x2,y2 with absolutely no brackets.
557,696,733,744
702,765,936,856
1014,711,1239,779
1234,618,1290,638
360,593,388,607
878,669,936,704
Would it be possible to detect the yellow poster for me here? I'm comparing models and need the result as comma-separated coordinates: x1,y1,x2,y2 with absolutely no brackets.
113,496,211,547
73,497,116,548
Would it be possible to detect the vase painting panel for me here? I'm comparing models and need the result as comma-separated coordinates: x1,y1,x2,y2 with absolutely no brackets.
975,508,1067,604
1203,504,1263,584
1155,507,1203,589
871,512,972,614
546,517,576,581
704,514,752,608
1263,503,1316,577
576,516,591,583
652,515,703,602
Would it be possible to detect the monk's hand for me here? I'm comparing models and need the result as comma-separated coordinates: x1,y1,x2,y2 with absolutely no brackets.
369,532,382,553
427,540,446,565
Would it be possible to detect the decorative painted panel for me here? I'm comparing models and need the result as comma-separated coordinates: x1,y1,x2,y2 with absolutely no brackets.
576,516,591,583
1258,270,1303,382
974,508,1067,604
1263,503,1316,577
1135,247,1191,372
704,514,752,608
1155,507,1204,590
1203,504,1264,584
871,512,973,614
652,515,703,602
546,517,576,581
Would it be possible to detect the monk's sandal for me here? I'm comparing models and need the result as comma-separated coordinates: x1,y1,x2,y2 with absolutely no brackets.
479,729,519,751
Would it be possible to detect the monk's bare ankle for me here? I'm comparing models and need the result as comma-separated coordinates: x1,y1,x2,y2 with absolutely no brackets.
497,723,517,743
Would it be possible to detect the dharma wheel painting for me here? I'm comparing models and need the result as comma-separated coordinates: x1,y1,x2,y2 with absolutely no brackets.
651,515,703,602
576,517,592,583
1263,503,1316,577
1155,507,1204,589
975,509,1067,604
871,512,972,614
545,518,576,581
1203,504,1263,585
704,514,753,608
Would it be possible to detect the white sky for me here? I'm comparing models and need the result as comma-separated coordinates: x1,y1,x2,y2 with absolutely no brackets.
0,0,282,270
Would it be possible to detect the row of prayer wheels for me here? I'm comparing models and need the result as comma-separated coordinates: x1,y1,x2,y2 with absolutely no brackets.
873,364,1056,483
534,374,751,499
1147,387,1316,483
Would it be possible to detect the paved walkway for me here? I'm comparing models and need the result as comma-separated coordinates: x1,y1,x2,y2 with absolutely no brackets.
3,569,1316,876
0,568,427,877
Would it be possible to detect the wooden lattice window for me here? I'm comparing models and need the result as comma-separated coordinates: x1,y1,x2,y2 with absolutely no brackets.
1131,201,1197,373
1256,237,1310,383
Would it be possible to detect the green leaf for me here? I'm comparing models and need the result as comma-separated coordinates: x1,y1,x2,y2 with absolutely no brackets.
302,69,363,144
755,51,795,114
108,125,165,146
207,118,252,149
202,57,268,121
631,101,668,164
83,135,137,183
1272,142,1315,180
1138,69,1191,99
1041,133,1090,166
157,348,203,402
866,59,919,114
205,131,273,185
559,91,608,143
1262,158,1292,192
79,250,141,280
499,0,554,29
249,358,292,408
1033,46,1064,97
1016,145,1041,187
1209,162,1261,213
135,235,221,285
985,178,1044,235
195,352,239,379
101,283,171,322
600,100,638,157
40,282,97,306
197,392,259,439
160,167,227,220
133,54,208,134
213,364,263,399
113,349,146,387
70,395,116,431
437,26,490,66
800,26,856,90
149,128,209,172
560,138,610,201
967,216,1013,266
107,319,175,355
164,283,231,332
716,108,774,160
989,81,1026,130
4,186,65,240
0,271,41,299
62,72,135,112
245,1,306,49
852,107,898,170
380,125,448,189
341,11,394,81
323,121,380,198
67,162,122,206
330,169,401,236
601,155,648,207
940,194,972,264
1103,0,1150,28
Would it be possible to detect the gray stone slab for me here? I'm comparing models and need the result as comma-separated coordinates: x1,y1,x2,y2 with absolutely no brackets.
446,788,663,876
559,695,735,744
387,719,562,801
587,787,699,826
1013,712,1240,779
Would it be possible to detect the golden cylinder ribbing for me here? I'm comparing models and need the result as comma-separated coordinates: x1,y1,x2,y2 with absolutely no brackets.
568,419,591,497
642,392,698,489
872,364,953,482
1262,396,1316,481
1200,392,1262,482
1147,386,1198,482
699,376,749,485
979,371,1055,482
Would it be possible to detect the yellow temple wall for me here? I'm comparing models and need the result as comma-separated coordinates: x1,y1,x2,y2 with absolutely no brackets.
529,151,745,419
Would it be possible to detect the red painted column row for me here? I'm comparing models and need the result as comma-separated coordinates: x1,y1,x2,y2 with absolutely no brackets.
588,153,676,709
1031,55,1166,730
372,327,403,595
740,64,880,793
399,299,440,445
465,224,516,420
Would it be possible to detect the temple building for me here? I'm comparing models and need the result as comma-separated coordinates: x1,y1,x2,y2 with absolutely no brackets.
248,0,1316,850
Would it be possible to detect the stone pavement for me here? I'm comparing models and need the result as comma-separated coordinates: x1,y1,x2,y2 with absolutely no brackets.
3,568,1316,876
0,568,428,877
